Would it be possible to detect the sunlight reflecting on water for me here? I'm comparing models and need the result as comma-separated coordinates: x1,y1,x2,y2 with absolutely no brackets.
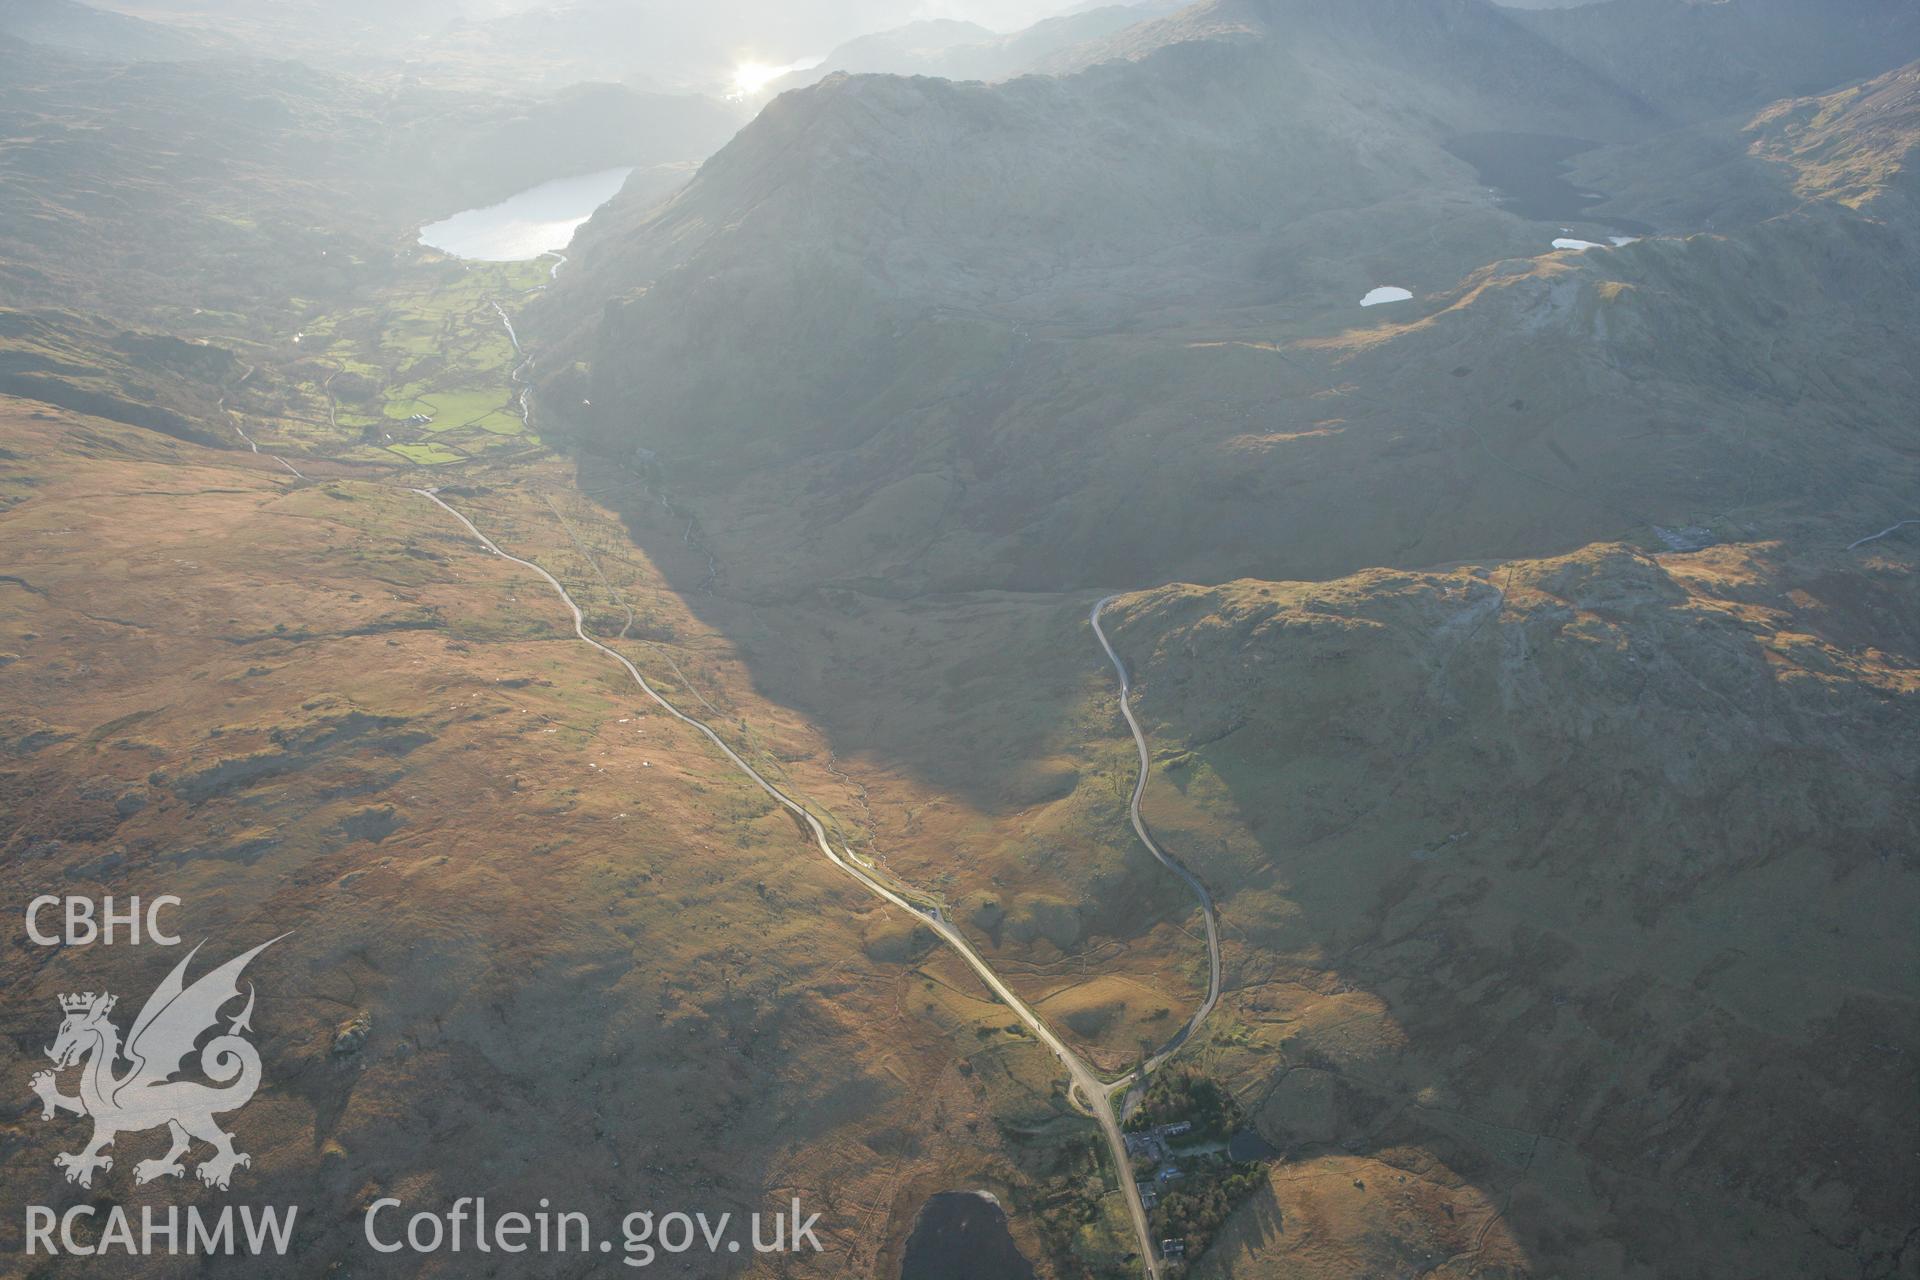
418,168,635,261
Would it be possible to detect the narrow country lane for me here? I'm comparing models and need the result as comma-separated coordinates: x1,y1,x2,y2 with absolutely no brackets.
1091,596,1223,1076
412,488,1168,1280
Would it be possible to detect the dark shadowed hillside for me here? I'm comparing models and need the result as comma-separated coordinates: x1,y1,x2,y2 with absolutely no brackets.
1100,537,1918,1279
539,1,1919,602
1512,0,1920,120
509,18,1920,1269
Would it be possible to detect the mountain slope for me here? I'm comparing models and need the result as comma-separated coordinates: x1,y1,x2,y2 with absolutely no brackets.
1748,60,1920,213
555,0,1673,345
0,0,208,60
542,4,1918,604
521,33,1920,1271
1101,537,1918,1279
0,404,1090,1279
1053,0,1666,129
1514,0,1920,121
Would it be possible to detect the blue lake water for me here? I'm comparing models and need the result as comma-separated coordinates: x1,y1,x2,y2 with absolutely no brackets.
417,167,634,261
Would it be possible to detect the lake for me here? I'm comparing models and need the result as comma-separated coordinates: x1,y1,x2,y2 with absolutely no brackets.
1445,132,1653,236
417,167,635,261
899,1191,1036,1280
1228,1127,1280,1162
1361,286,1413,308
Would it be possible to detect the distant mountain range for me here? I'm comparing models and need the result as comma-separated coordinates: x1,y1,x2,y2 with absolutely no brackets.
0,0,213,60
756,4,1182,97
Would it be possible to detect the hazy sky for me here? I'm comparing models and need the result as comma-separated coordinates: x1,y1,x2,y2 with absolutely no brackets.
906,0,1082,29
707,0,1083,84
518,0,1086,53
467,0,1081,40
501,0,1100,93
110,0,1108,94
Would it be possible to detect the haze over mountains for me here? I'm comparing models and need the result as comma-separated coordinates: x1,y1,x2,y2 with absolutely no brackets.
753,4,1181,97
0,34,742,319
53,0,1093,92
0,0,214,59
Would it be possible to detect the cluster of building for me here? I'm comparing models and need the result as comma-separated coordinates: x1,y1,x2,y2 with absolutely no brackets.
1125,1119,1193,1164
1128,1121,1196,1252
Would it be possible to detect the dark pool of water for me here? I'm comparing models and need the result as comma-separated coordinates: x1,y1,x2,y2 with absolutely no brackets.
1228,1127,1280,1162
1445,131,1654,236
899,1192,1037,1280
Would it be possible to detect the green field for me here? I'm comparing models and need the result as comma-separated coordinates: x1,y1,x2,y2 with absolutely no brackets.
386,441,467,464
215,256,552,467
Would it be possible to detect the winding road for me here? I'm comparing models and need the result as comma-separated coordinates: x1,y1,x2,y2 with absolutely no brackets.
219,363,308,479
411,488,1169,1278
401,251,1227,1276
1849,518,1920,551
1092,596,1223,1075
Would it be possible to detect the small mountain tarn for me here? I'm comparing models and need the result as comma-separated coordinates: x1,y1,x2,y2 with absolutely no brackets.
899,1192,1037,1280
1444,131,1655,234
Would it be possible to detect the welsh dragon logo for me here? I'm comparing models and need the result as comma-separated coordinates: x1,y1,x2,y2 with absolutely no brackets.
29,937,282,1191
